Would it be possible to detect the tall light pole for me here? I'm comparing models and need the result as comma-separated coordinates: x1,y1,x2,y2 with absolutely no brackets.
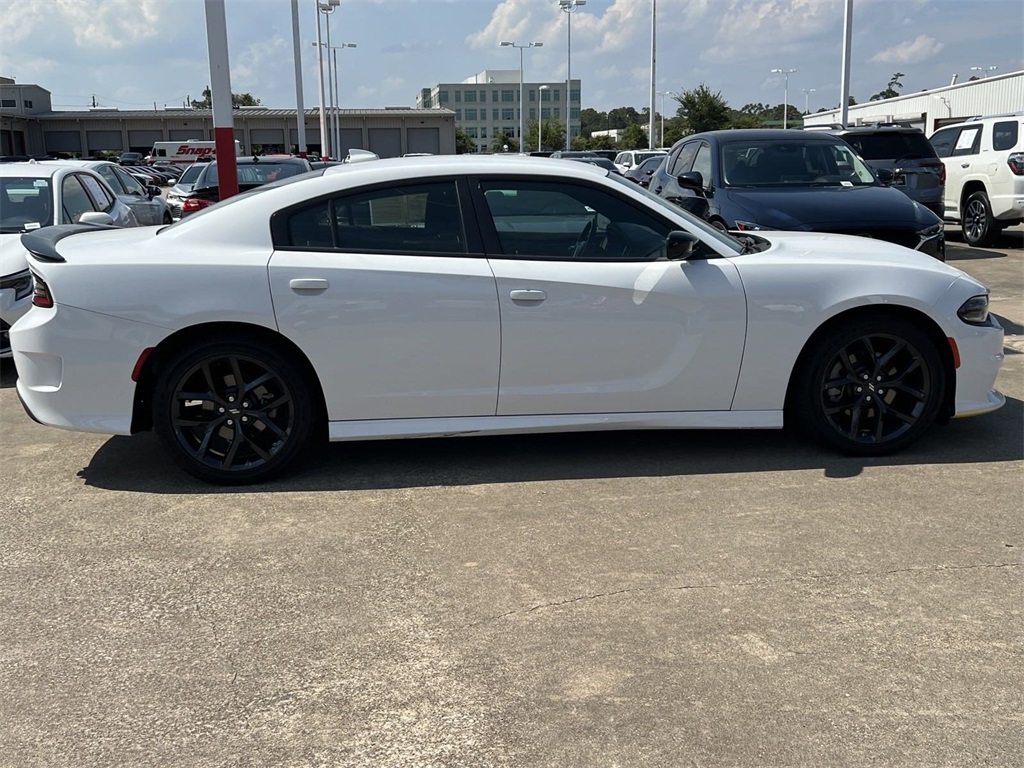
290,0,306,156
802,87,816,114
649,0,656,150
330,43,356,161
500,40,542,153
316,0,339,157
657,90,672,147
970,66,998,78
770,67,797,129
538,84,549,151
559,0,586,151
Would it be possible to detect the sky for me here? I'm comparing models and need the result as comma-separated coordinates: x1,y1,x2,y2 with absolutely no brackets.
1,0,1021,115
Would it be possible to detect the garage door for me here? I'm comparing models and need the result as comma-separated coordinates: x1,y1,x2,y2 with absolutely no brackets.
407,127,440,155
44,131,82,153
86,130,123,152
368,128,401,158
169,129,205,141
128,130,163,152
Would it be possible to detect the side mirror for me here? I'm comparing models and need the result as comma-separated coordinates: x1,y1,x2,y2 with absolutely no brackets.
875,168,894,186
666,230,701,260
676,171,705,191
79,211,115,226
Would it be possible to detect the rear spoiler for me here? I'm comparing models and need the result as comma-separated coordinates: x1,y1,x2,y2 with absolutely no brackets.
20,224,114,264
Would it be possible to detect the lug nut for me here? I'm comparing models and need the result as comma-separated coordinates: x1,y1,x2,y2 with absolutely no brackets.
227,419,234,426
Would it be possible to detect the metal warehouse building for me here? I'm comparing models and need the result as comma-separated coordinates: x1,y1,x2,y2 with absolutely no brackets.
1,77,456,159
803,70,1023,133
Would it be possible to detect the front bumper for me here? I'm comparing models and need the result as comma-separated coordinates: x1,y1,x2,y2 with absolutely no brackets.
951,315,1006,419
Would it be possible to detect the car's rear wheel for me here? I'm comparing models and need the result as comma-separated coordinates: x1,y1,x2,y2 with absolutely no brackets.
793,318,944,456
162,211,173,224
153,338,314,484
961,190,999,247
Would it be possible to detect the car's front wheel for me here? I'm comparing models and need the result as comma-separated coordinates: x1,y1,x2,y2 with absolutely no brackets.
961,190,999,247
793,317,945,456
153,338,314,484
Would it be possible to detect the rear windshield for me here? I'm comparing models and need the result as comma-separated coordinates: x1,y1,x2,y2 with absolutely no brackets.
841,132,936,161
178,163,205,184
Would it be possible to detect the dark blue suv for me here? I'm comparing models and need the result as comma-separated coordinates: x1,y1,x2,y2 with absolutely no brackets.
648,129,945,260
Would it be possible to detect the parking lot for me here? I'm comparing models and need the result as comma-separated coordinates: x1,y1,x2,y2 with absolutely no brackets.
1,227,1021,767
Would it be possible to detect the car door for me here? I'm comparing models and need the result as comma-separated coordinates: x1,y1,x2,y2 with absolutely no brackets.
112,165,160,224
472,176,747,416
268,178,501,422
932,124,982,218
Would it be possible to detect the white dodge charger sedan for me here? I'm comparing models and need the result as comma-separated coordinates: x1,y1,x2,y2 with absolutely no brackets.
10,156,1006,484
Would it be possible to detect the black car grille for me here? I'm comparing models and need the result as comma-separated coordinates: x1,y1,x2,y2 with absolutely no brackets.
0,318,11,356
827,228,920,250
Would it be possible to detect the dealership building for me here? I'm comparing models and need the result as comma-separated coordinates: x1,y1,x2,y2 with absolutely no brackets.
0,76,456,159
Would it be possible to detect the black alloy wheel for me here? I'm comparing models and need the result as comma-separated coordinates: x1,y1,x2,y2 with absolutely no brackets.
153,339,314,484
163,211,173,224
794,318,944,455
962,190,998,247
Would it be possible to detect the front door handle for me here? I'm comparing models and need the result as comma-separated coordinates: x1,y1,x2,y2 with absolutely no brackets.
289,278,329,292
960,163,970,168
510,289,546,302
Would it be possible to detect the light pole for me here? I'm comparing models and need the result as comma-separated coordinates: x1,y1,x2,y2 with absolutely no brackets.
330,43,355,161
770,67,797,129
313,0,337,158
657,90,672,147
970,66,998,78
500,40,542,153
538,84,549,151
558,0,586,151
802,88,816,114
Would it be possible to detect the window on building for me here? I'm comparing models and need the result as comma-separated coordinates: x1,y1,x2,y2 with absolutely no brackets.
501,108,515,120
0,99,15,108
480,128,487,139
542,107,551,119
466,127,478,138
554,108,561,119
24,100,33,109
503,126,516,138
553,90,561,102
454,91,462,103
492,108,499,121
464,91,477,103
439,91,449,103
569,89,580,103
529,108,536,120
480,90,487,102
455,109,462,120
464,108,477,121
570,107,580,119
492,90,498,102
501,90,515,103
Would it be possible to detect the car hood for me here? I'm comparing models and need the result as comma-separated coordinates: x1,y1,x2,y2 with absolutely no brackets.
0,232,30,278
744,230,964,278
723,185,935,229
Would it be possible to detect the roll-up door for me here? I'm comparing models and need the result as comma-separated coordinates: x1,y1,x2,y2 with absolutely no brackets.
169,129,205,141
44,131,82,153
368,128,401,158
86,130,123,152
127,130,163,152
407,128,440,155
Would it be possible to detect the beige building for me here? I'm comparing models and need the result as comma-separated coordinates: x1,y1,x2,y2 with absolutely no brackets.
1,77,456,159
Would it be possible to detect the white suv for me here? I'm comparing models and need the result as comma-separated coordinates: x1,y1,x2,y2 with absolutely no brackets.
928,113,1024,246
613,149,667,174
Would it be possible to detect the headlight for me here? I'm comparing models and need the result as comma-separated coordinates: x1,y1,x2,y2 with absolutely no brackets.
957,294,990,325
917,222,943,238
734,220,767,231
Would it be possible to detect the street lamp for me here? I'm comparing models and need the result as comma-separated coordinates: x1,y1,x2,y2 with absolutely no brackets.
538,85,549,151
970,66,998,78
329,43,356,162
315,0,339,158
500,40,542,153
559,0,586,151
657,90,672,147
802,87,816,114
770,67,797,129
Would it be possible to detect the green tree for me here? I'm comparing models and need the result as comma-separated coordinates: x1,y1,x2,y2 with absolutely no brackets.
617,123,650,149
525,118,566,153
190,86,262,109
454,127,475,154
676,83,731,135
870,72,905,101
729,109,764,128
491,132,518,153
579,107,605,136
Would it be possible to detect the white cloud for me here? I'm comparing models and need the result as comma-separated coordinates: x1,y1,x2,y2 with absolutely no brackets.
701,0,838,64
869,34,945,64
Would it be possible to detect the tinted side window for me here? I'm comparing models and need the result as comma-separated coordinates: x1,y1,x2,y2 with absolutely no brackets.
691,143,712,185
668,142,699,176
281,181,465,254
928,129,957,158
62,175,100,222
479,179,672,261
114,166,146,196
79,174,114,211
95,165,126,194
951,126,982,157
992,121,1019,151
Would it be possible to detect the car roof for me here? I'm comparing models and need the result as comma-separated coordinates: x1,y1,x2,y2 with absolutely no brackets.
320,154,609,181
682,129,843,143
0,161,82,179
206,156,311,166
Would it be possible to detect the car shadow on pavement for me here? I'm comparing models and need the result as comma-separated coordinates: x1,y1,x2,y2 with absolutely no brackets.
77,395,1023,494
0,361,16,389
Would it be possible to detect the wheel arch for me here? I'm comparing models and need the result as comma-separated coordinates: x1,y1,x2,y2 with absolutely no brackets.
130,321,328,435
783,304,957,425
959,179,988,209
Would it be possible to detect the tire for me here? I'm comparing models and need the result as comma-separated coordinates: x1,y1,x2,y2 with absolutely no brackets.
792,317,945,456
163,211,173,224
710,219,729,232
961,190,999,247
153,338,315,484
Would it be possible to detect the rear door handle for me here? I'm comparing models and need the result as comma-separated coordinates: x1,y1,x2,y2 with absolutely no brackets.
960,163,970,168
509,289,546,302
289,278,329,292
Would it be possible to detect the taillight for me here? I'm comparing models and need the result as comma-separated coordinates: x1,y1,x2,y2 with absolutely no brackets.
31,273,53,308
182,197,212,212
920,158,945,184
1008,152,1024,176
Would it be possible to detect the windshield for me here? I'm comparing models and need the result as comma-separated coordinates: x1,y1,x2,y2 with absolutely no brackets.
0,177,53,232
195,161,309,188
608,173,742,254
177,163,205,184
721,139,877,187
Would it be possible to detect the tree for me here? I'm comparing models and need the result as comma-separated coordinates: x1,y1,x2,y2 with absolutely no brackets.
190,87,262,109
676,83,732,135
525,118,566,153
491,132,517,153
869,72,905,102
454,127,475,154
617,124,650,149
